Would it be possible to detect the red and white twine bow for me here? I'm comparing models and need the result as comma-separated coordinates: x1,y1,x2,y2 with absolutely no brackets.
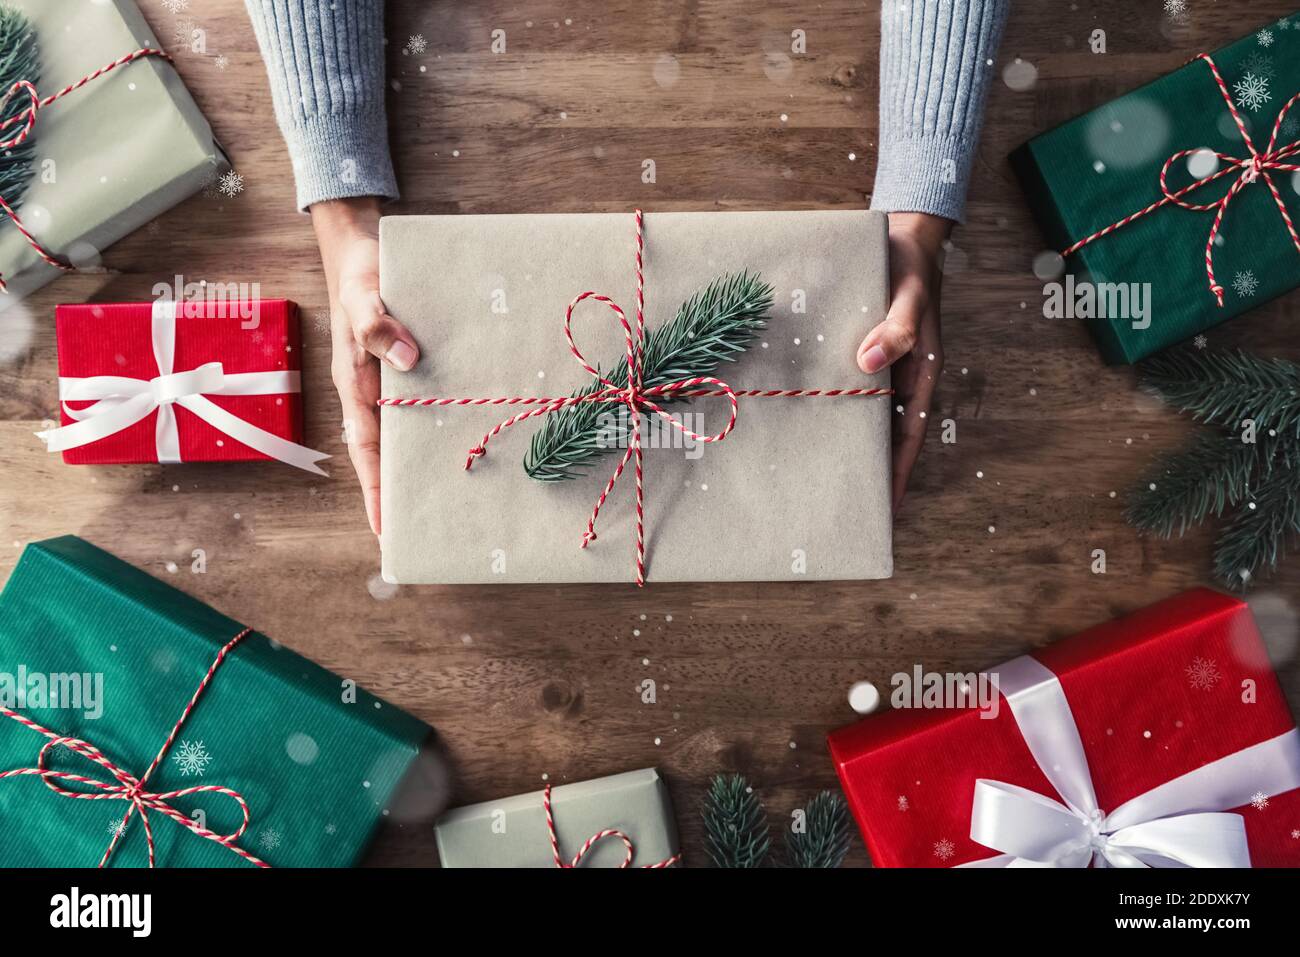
1061,53,1300,305
0,47,172,293
542,783,680,868
0,628,270,868
380,209,893,586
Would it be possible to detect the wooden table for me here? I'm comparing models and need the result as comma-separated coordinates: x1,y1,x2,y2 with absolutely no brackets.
2,0,1298,867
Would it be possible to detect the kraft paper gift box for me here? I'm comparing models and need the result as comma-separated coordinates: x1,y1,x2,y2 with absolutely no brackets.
1010,13,1300,363
0,0,225,304
0,537,432,867
435,768,680,868
379,210,892,584
828,589,1300,868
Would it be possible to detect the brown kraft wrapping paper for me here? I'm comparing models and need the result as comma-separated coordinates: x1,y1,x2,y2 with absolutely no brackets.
379,209,892,584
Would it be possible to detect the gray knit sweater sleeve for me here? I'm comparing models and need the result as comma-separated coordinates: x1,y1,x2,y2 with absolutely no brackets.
871,0,1011,223
243,0,397,211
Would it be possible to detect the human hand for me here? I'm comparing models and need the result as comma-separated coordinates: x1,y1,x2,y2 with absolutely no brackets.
311,197,420,535
856,211,952,512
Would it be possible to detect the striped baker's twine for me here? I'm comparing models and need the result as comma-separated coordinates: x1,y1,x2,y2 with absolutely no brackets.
0,628,270,868
0,47,172,293
1060,53,1300,306
378,209,893,586
542,783,681,868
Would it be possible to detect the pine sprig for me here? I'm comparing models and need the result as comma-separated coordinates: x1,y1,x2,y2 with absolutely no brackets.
1129,347,1300,589
784,790,852,868
0,6,39,210
523,272,773,481
1139,348,1300,438
702,773,771,868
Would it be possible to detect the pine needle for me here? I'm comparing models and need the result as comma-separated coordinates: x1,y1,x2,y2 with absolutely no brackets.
0,6,39,210
784,790,852,868
1129,347,1300,590
702,773,771,868
523,272,773,481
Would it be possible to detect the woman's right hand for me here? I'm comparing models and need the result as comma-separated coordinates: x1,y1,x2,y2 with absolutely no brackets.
311,197,420,536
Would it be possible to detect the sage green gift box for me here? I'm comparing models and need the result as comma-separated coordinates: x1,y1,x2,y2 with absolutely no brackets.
0,537,431,867
0,0,225,305
435,768,680,867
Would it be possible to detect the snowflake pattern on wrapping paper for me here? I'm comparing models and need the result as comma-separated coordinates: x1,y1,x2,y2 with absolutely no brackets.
1162,0,1187,19
259,827,282,851
1258,29,1274,48
1185,656,1222,690
1232,270,1260,298
897,795,909,811
170,739,211,776
933,838,955,862
1242,51,1276,80
1233,72,1271,112
217,171,244,198
1251,791,1270,811
404,34,427,56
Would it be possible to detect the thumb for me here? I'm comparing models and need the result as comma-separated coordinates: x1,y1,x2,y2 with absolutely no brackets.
348,288,420,372
857,294,922,374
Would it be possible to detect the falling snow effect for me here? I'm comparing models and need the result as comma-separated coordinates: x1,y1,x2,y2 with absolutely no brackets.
218,171,245,198
1162,0,1186,18
897,795,909,811
933,837,955,861
171,739,211,776
1185,656,1222,690
1193,334,1208,350
1258,29,1275,48
214,55,230,72
106,815,128,837
172,19,197,49
1251,791,1270,811
160,0,189,13
1232,270,1260,298
404,34,427,56
1233,73,1271,112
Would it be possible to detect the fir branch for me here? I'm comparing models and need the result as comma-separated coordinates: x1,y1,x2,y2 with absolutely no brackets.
1138,348,1300,439
784,790,852,868
1125,431,1258,537
523,272,773,481
702,773,771,868
0,6,38,210
1212,461,1300,590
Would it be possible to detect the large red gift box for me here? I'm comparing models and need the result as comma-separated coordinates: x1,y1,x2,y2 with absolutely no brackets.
829,590,1300,867
45,299,325,472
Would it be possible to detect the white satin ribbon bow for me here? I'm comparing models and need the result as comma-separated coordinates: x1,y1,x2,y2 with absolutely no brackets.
959,655,1300,868
36,301,328,475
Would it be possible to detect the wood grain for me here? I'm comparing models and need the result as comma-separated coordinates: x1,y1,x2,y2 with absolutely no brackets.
1,0,1298,868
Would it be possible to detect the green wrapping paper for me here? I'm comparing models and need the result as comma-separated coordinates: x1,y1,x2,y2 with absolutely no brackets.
435,768,680,868
1010,14,1300,364
0,537,431,867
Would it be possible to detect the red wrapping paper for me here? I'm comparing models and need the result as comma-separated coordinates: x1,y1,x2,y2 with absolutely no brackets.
828,589,1300,867
53,300,305,465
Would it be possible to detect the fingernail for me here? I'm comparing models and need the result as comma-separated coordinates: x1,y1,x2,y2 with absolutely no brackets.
384,340,417,371
863,345,888,374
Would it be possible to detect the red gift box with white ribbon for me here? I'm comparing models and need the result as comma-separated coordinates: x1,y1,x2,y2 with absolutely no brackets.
829,589,1300,867
39,299,327,473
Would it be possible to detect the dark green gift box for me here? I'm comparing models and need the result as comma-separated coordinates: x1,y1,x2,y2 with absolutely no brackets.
1011,14,1300,364
0,537,430,867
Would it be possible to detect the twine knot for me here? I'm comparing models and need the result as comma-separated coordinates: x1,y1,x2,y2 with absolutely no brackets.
542,782,679,868
0,628,270,868
1060,53,1300,308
